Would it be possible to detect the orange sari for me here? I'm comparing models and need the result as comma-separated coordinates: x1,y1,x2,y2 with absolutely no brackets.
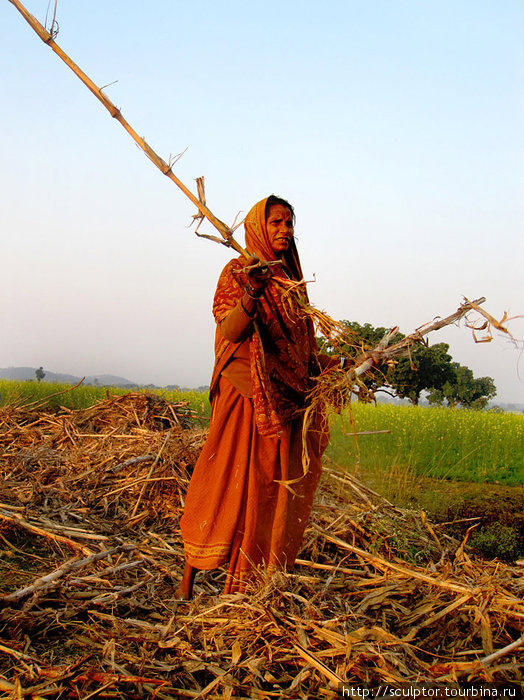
180,197,329,593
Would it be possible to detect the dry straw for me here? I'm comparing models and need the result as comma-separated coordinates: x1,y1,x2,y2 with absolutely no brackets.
1,393,523,697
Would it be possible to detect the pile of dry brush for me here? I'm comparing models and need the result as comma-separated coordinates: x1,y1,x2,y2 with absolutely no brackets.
0,393,522,699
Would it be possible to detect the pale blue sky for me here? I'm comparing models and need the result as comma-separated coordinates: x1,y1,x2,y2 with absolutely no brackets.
2,1,523,402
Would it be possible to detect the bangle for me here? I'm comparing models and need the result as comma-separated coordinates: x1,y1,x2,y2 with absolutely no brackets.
244,282,263,300
240,299,256,318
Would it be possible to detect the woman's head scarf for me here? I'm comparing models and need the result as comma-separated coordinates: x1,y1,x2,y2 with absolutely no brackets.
244,197,303,282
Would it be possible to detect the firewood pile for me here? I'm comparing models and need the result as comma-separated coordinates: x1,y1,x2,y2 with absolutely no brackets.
0,393,522,698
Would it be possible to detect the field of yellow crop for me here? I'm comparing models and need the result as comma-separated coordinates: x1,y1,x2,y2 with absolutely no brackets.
0,379,210,417
326,402,524,485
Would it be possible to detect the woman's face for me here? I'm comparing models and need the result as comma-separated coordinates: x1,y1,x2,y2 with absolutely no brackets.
266,204,294,257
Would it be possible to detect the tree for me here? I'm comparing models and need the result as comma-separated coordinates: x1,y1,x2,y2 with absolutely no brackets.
427,363,496,409
387,343,456,405
35,366,45,383
321,321,455,405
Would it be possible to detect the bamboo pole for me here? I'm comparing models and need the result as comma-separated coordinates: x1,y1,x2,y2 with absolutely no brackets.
7,0,249,258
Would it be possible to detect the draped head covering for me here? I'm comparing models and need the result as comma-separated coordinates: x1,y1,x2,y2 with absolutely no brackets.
244,197,303,282
211,196,319,437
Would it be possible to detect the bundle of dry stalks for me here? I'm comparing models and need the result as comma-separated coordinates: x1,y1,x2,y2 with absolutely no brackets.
1,393,522,698
279,293,518,478
305,294,518,407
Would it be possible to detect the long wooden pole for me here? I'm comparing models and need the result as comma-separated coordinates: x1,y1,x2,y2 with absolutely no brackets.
8,0,249,258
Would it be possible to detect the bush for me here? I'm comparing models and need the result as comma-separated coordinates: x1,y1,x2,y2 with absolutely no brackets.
470,522,520,561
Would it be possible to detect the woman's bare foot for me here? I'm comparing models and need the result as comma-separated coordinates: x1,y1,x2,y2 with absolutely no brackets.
176,562,196,600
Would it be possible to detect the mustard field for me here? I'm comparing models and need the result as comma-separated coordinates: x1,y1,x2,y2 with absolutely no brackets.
327,402,524,485
0,379,210,417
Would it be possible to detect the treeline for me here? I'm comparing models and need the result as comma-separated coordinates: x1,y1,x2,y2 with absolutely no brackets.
322,321,496,409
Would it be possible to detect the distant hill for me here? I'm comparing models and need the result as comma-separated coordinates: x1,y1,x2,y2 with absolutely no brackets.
0,367,209,392
83,374,137,387
0,367,136,387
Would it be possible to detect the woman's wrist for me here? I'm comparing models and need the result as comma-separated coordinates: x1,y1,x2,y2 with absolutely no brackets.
240,295,257,318
244,281,264,299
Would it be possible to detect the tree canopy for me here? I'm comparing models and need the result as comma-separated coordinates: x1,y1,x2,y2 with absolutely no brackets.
427,363,497,409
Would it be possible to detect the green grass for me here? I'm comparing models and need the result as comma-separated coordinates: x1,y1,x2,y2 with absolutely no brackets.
0,379,210,416
326,402,524,486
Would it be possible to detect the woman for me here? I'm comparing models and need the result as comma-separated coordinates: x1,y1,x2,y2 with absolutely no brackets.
178,195,334,597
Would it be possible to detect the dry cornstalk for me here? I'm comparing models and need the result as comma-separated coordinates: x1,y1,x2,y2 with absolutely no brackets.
9,377,86,412
2,394,523,693
0,508,95,556
0,544,135,605
402,594,473,641
296,296,508,477
292,643,345,687
319,531,479,596
10,0,517,383
0,643,42,665
0,678,48,700
87,574,153,607
130,431,171,518
352,296,488,376
480,634,524,667
7,0,249,259
107,454,154,474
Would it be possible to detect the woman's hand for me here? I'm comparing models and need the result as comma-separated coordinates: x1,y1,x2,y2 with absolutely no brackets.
245,256,272,291
338,350,382,372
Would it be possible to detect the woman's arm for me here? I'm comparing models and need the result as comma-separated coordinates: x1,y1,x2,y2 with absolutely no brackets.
217,257,271,343
218,294,257,343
